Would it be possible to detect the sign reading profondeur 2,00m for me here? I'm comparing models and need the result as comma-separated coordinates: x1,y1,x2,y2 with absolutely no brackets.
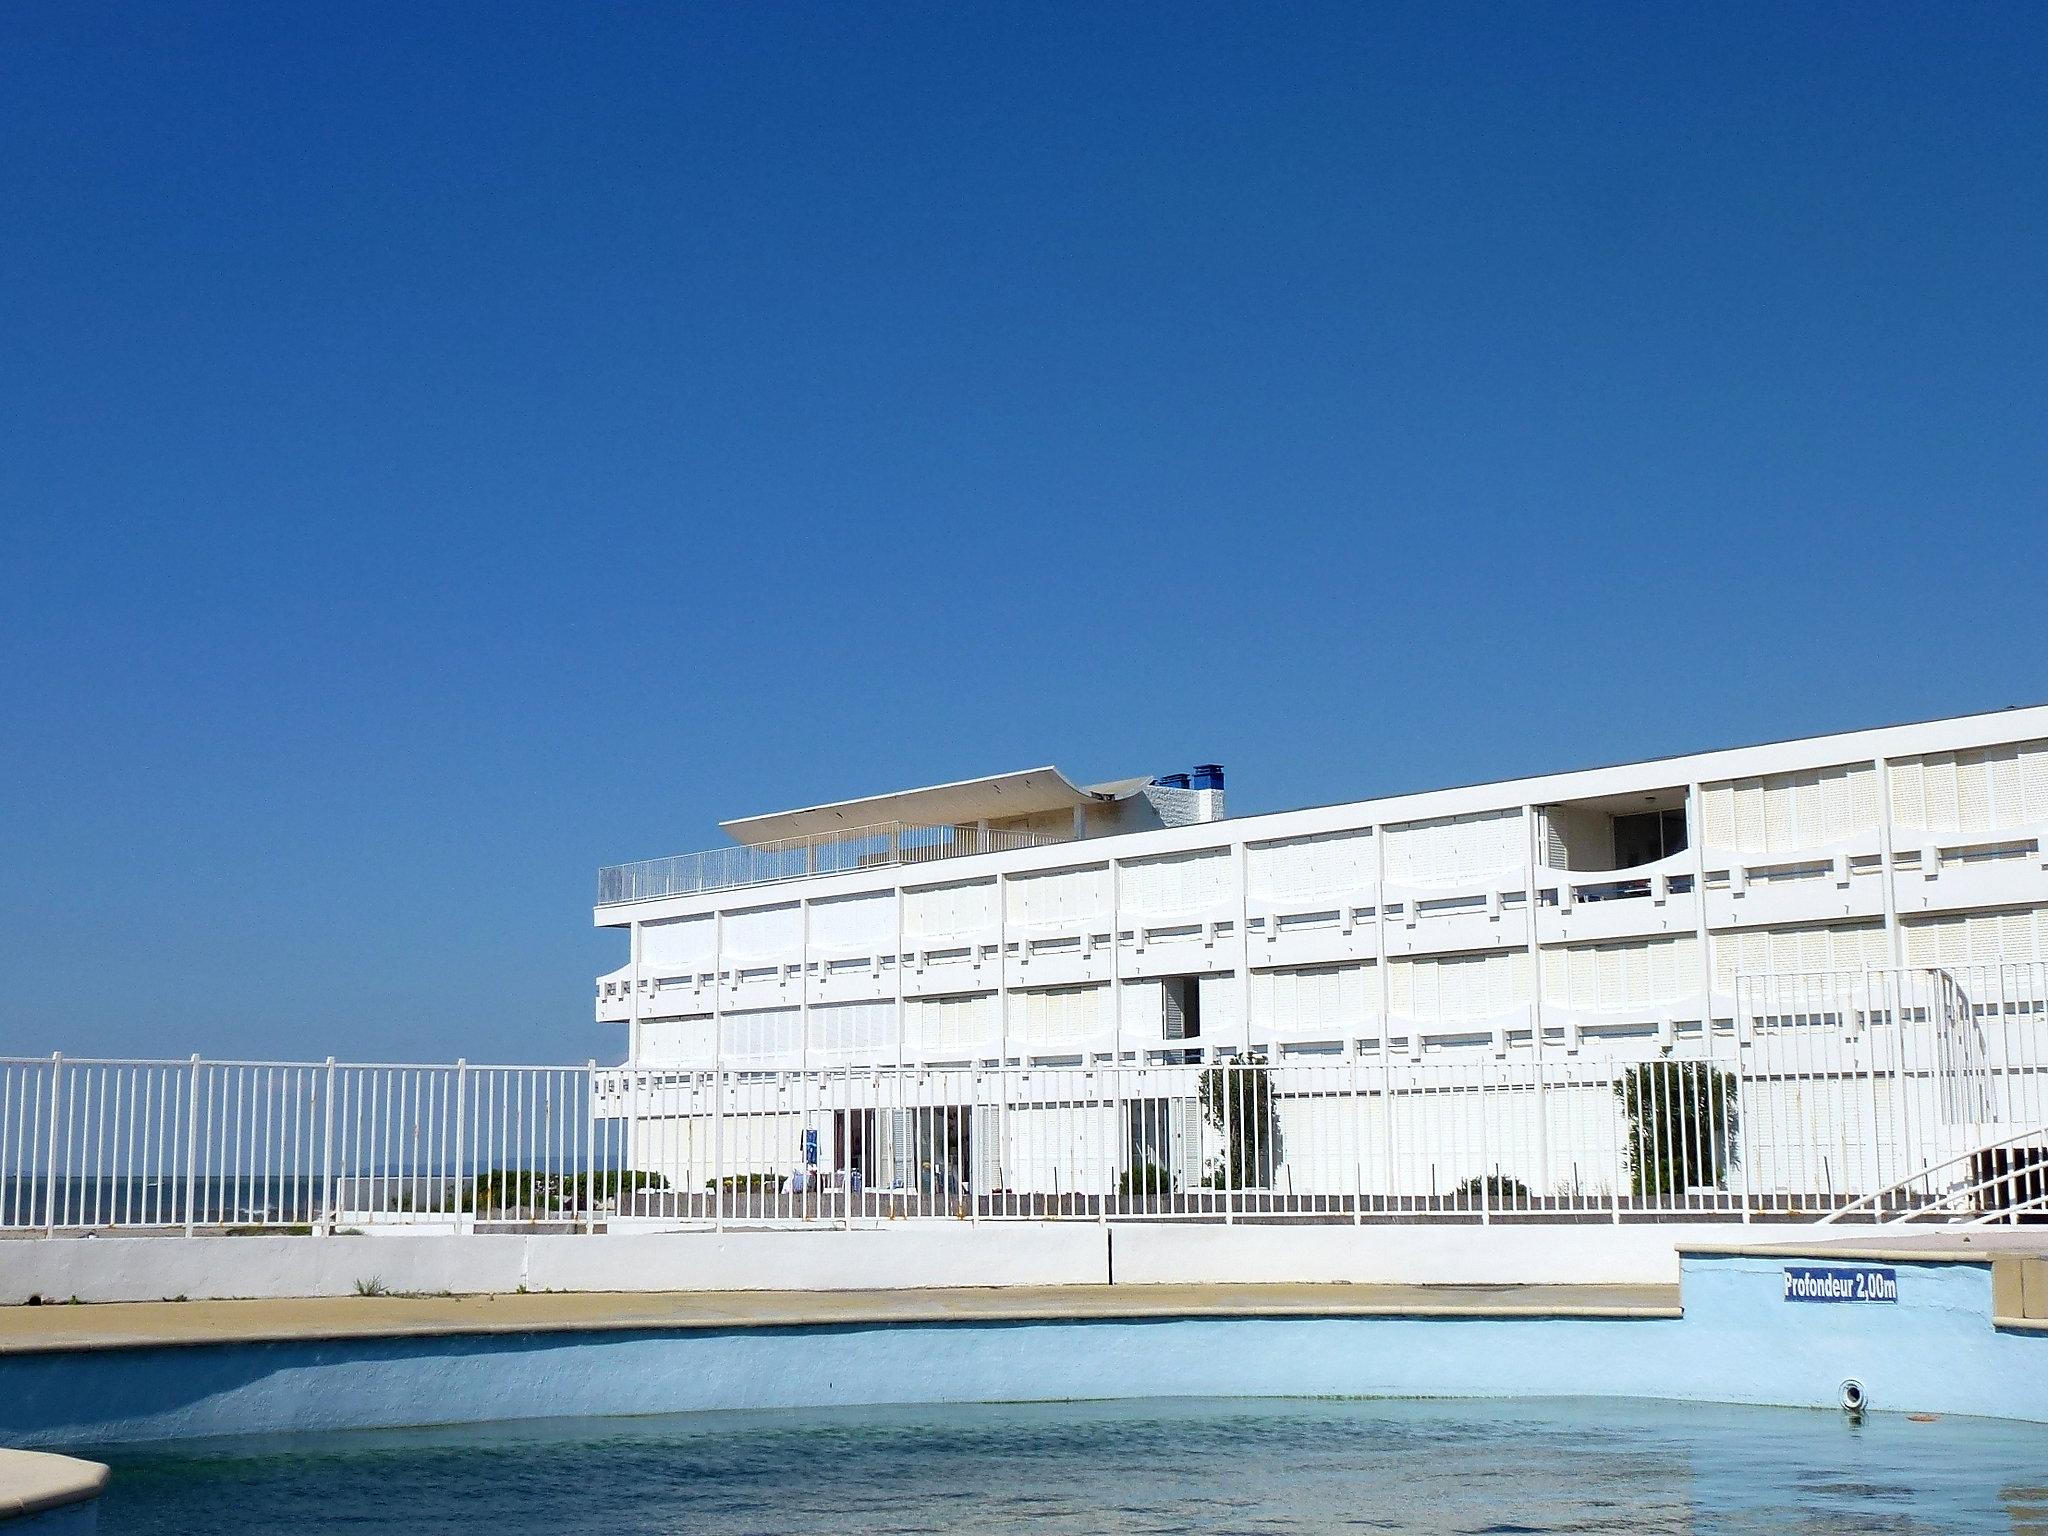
1783,1266,1898,1303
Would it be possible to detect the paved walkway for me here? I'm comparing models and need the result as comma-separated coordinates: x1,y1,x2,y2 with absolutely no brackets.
0,1281,1679,1355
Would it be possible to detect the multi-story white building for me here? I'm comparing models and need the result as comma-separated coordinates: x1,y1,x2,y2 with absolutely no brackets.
589,709,2048,1216
597,708,2048,1072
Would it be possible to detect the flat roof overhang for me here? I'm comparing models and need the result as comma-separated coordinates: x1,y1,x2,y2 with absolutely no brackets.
720,766,1110,847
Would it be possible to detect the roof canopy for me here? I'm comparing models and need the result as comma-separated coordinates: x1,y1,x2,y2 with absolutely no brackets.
721,767,1119,847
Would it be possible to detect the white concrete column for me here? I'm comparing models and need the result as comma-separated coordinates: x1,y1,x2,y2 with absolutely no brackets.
1688,781,1713,1035
1236,838,1252,1055
1522,805,1543,1057
1875,756,1903,968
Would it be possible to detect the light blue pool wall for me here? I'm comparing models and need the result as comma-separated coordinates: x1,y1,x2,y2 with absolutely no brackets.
3,1255,2040,1448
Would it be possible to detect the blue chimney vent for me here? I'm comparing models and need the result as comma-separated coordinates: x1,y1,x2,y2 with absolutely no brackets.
1190,764,1225,791
1156,772,1191,790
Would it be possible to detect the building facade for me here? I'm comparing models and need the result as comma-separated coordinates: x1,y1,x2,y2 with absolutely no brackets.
596,708,2048,1076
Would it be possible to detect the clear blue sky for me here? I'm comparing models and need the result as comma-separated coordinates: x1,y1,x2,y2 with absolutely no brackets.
3,4,2043,1065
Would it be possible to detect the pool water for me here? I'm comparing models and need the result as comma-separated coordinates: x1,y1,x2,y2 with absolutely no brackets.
89,1397,2048,1535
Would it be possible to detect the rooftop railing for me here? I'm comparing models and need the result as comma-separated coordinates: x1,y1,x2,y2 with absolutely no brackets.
597,821,1073,906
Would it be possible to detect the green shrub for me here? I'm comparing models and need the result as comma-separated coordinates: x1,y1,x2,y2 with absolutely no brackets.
1453,1174,1531,1204
466,1167,668,1214
706,1173,787,1195
1119,1160,1176,1197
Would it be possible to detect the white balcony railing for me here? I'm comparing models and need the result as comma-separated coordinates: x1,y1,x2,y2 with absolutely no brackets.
597,821,1071,906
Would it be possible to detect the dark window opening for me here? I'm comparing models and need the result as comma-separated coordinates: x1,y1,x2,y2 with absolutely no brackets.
1613,808,1688,868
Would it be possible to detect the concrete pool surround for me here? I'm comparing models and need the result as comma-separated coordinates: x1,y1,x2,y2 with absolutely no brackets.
0,1234,2043,1447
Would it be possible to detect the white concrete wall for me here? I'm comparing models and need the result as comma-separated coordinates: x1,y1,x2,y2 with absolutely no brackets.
1109,1222,1751,1287
0,1226,1107,1304
0,1222,1788,1304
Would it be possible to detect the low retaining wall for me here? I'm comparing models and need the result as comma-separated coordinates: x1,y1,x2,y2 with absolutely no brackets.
1108,1222,1743,1286
0,1221,1765,1303
1,1250,2042,1446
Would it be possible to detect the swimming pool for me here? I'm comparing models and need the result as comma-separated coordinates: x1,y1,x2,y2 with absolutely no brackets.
87,1396,2048,1535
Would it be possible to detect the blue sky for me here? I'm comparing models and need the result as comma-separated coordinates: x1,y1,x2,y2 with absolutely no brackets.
3,4,2043,1064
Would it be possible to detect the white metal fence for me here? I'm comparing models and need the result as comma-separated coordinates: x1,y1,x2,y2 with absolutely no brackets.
6,967,2045,1234
597,821,1066,905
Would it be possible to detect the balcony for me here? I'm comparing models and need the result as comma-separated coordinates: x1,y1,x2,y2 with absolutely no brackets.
597,821,1072,906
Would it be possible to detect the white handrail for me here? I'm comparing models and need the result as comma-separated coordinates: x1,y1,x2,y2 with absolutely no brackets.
1816,1121,2048,1225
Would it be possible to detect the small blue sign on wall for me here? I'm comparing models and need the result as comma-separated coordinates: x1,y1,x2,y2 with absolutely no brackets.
1783,1265,1898,1303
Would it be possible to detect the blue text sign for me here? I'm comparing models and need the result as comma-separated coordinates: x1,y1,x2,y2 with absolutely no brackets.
1783,1265,1897,1303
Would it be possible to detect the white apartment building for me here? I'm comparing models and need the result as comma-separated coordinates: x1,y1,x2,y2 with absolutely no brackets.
596,708,2048,1074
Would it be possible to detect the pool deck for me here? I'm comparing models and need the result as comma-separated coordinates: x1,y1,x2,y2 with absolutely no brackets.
0,1447,107,1520
0,1280,1680,1355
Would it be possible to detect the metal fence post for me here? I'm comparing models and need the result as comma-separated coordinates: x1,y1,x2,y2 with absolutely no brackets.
43,1053,61,1236
1732,980,1753,1224
320,1056,337,1235
584,1060,597,1235
183,1054,202,1236
712,1064,725,1232
1223,1055,1235,1226
1478,1069,1491,1227
451,1059,467,1234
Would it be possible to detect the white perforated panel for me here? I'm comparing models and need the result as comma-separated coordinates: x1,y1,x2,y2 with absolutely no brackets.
1889,741,2048,835
807,891,894,954
1699,763,1879,856
1247,829,1374,903
1540,935,1700,1012
1250,963,1371,1037
1007,865,1111,929
1390,950,1532,1020
1711,921,1888,990
1384,810,1524,884
904,880,998,940
1902,906,2048,965
639,914,715,974
1120,847,1233,915
722,903,801,963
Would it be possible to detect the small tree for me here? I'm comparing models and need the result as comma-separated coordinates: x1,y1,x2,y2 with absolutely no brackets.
1198,1052,1276,1190
1615,1061,1739,1196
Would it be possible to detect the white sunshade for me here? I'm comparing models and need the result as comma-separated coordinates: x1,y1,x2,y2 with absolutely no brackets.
719,766,1115,847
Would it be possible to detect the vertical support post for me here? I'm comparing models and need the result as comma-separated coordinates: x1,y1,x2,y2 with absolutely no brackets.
1223,1056,1235,1226
1345,1054,1360,1224
1734,979,1754,1224
1874,757,1902,969
320,1056,338,1235
712,1061,725,1232
1522,804,1549,1197
450,1058,467,1234
184,1053,202,1236
584,1059,597,1235
1478,1068,1492,1226
43,1053,62,1236
1862,966,1885,1216
1100,1064,1114,1226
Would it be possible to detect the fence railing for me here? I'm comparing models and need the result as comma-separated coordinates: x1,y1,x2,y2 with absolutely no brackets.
6,967,2045,1234
597,822,1069,905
